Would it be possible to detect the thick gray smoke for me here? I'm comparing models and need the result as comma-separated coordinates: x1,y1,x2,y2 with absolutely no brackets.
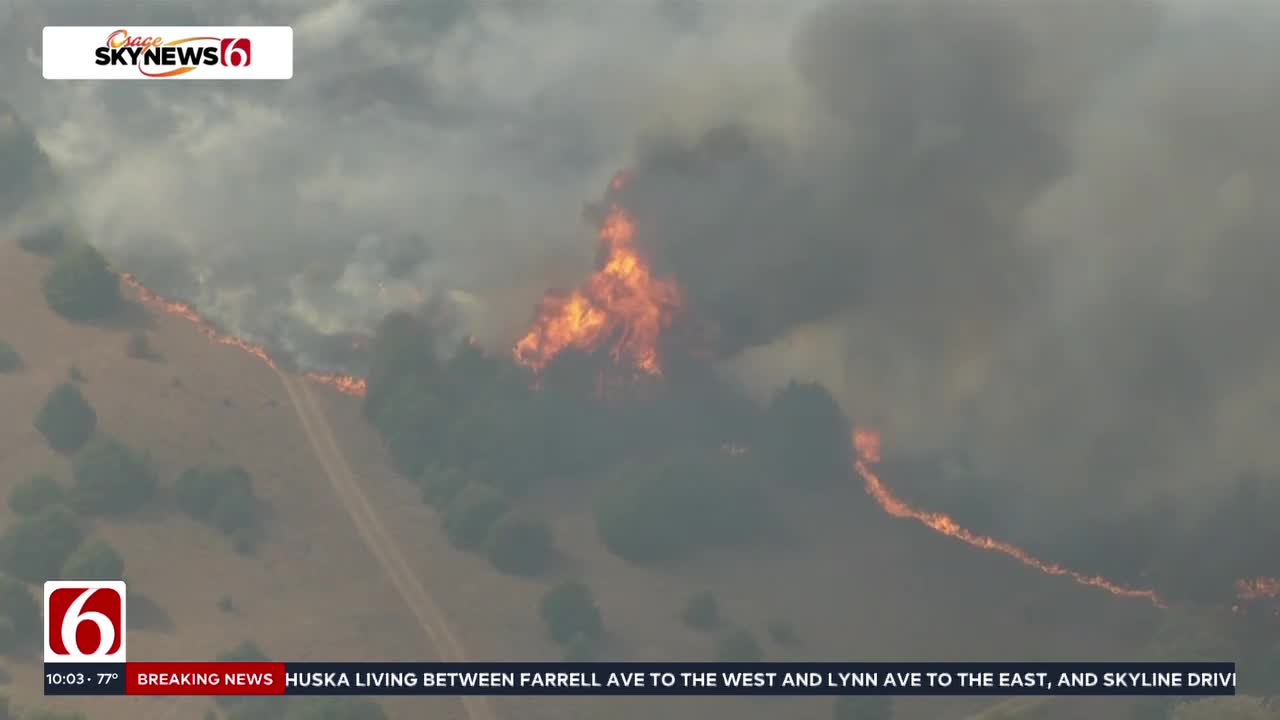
0,0,822,365
5,0,1280,560
625,0,1280,549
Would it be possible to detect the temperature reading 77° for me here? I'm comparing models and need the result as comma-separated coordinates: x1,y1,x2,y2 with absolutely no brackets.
97,672,120,685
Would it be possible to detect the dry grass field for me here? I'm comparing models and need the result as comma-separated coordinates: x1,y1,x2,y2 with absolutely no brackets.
0,238,1161,720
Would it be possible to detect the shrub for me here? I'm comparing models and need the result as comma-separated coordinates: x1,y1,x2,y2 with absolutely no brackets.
218,640,268,663
175,465,260,550
540,580,603,647
125,332,156,360
16,225,65,255
61,538,124,580
42,244,120,322
834,696,893,720
419,464,466,508
487,514,554,576
595,448,770,565
442,483,509,551
7,474,63,517
218,595,236,613
176,465,250,521
0,575,38,654
562,632,600,662
0,339,18,373
681,591,720,631
70,436,157,515
33,383,96,453
716,627,762,662
0,506,83,582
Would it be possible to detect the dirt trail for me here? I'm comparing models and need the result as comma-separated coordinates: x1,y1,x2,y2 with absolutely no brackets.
279,372,497,720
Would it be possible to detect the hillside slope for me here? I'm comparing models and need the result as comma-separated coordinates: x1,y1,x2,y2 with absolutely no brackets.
0,239,1161,720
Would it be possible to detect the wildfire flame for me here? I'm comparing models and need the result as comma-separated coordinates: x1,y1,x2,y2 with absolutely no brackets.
513,176,682,376
852,427,1168,608
121,265,1270,613
1236,577,1280,601
119,273,367,397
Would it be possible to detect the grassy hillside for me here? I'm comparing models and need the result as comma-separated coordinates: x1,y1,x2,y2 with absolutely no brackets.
0,237,1166,720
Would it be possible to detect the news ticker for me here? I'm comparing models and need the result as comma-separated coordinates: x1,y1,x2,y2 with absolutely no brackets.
46,662,1236,697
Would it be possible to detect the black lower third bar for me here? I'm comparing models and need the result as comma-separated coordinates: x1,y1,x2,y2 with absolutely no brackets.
45,663,127,695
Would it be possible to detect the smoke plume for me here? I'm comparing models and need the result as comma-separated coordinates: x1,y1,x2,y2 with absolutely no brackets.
5,0,1280,580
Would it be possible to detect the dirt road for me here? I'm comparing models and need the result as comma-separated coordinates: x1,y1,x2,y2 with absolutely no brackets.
279,373,497,720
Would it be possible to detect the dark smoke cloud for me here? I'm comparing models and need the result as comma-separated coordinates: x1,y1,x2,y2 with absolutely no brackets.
615,0,1280,563
6,0,1280,578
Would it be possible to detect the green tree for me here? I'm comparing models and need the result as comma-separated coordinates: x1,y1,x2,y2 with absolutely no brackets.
0,505,83,582
33,382,97,453
70,436,157,515
0,101,57,221
716,627,762,662
176,465,259,537
834,695,894,720
419,464,466,508
16,224,65,255
443,483,509,551
61,538,124,580
759,381,852,487
487,514,555,576
215,641,275,714
42,243,121,322
595,448,770,564
374,379,445,478
681,591,720,631
540,580,603,647
0,575,38,653
7,474,64,516
284,697,389,720
363,311,439,424
217,640,268,663
0,339,18,372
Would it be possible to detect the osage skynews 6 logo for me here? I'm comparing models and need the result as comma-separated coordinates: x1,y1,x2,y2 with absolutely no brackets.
94,29,251,77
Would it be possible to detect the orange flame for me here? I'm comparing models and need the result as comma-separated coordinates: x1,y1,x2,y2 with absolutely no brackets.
120,273,367,397
1236,577,1280,601
852,427,1167,608
513,195,682,376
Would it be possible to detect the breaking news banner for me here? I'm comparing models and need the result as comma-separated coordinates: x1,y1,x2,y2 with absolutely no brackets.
44,661,1237,698
42,26,293,80
42,583,1237,698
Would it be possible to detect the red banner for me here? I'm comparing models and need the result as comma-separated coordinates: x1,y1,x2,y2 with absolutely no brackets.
125,662,285,695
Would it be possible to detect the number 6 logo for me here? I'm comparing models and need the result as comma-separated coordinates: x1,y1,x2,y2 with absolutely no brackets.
44,581,127,663
220,38,252,67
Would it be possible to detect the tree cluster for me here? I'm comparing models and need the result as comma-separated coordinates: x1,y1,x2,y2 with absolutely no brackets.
361,310,855,569
175,464,262,552
42,244,120,323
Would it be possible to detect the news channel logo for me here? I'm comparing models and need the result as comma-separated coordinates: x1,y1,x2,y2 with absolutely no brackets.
43,581,127,663
42,26,293,80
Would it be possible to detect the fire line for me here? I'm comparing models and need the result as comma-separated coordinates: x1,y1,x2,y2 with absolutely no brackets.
115,262,1272,611
119,273,367,397
853,427,1169,608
